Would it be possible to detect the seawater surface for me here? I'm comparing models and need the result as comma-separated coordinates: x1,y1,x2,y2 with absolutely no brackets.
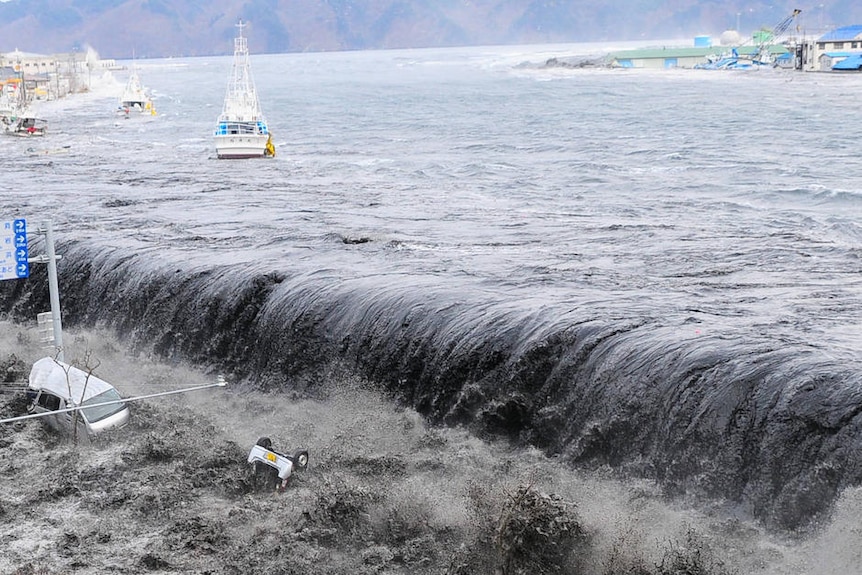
3,43,862,544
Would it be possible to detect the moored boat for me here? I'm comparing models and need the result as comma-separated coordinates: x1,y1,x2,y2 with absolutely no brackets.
214,20,274,159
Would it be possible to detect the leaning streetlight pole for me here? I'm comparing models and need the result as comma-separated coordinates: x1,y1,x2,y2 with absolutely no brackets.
43,220,63,361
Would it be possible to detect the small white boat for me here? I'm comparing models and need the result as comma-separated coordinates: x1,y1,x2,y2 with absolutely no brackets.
1,76,47,136
3,114,48,137
117,66,156,117
214,20,275,159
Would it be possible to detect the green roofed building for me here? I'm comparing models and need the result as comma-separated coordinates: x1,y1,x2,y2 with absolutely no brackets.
608,43,790,70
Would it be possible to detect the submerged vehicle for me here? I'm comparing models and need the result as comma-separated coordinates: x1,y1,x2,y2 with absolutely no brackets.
248,437,309,491
0,360,228,438
26,357,130,438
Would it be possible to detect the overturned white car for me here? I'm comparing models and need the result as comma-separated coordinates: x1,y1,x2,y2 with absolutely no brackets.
248,437,309,492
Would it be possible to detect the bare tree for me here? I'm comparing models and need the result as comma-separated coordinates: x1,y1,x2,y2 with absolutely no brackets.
54,350,100,444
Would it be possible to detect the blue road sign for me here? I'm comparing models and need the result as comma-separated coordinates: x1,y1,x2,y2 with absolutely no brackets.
1,219,29,280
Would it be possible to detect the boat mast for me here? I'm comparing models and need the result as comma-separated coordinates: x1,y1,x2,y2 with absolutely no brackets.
16,56,27,112
221,20,262,122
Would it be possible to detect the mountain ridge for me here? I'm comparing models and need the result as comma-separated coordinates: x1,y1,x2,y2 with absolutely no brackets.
0,0,857,60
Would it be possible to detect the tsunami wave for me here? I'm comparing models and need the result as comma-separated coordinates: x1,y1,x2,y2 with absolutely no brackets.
4,236,861,531
3,46,862,540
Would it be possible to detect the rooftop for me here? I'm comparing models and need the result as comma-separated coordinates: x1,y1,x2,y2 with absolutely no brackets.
819,25,862,42
832,54,862,70
608,44,789,60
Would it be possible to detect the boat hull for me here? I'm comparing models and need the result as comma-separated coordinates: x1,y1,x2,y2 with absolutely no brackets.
118,101,155,117
214,133,270,159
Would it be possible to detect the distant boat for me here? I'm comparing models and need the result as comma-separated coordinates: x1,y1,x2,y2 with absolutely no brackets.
3,115,48,137
214,20,275,159
1,74,47,137
118,65,156,117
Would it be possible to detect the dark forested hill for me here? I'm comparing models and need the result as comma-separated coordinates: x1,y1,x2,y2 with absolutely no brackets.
0,0,858,59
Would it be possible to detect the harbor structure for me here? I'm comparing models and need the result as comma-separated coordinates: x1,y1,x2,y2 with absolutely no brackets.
810,25,862,70
0,49,118,101
607,25,862,72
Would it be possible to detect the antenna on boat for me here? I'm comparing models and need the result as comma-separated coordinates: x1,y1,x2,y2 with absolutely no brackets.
236,19,249,47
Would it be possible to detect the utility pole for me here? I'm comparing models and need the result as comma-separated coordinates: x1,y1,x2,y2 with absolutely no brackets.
43,221,64,361
27,221,64,361
1,218,65,362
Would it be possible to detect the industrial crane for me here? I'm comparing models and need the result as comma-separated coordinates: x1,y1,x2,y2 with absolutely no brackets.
696,8,802,69
752,9,802,64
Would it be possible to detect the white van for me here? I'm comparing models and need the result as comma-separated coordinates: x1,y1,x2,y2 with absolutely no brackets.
26,357,130,438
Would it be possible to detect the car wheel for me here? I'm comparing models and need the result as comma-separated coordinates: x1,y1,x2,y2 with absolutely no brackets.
292,449,309,470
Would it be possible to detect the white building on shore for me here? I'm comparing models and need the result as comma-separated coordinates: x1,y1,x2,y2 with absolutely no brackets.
0,48,118,100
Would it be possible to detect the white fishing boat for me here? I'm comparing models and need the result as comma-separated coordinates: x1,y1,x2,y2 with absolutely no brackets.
117,65,156,117
214,20,275,159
